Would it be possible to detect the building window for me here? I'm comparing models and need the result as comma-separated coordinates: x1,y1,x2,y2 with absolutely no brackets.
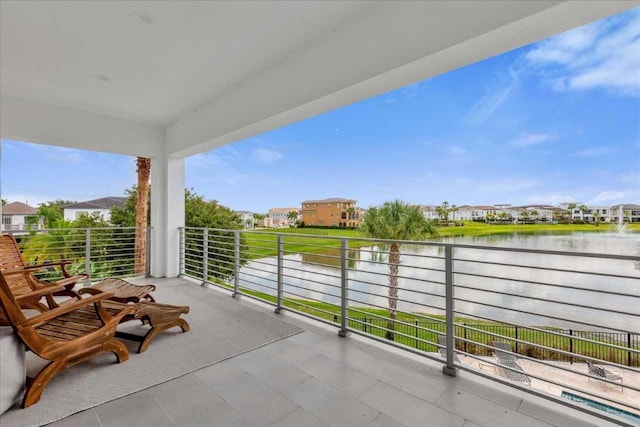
2,216,11,226
75,211,89,219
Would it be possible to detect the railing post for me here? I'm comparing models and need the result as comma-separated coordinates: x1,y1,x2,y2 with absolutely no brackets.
515,326,519,355
232,230,240,298
85,229,91,282
443,245,457,377
145,226,151,278
338,239,348,337
275,235,283,314
178,228,185,276
628,333,632,367
464,323,468,354
569,329,573,365
202,229,208,286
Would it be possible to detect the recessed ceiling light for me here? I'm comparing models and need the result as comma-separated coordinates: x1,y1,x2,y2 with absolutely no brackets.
93,74,110,82
133,10,153,24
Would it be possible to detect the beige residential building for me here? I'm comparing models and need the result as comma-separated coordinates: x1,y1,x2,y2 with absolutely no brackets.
268,207,300,227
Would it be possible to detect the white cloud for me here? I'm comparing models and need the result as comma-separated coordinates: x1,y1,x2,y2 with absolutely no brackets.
465,68,519,124
449,146,467,156
526,193,577,205
525,8,640,96
510,132,557,147
571,146,616,157
251,147,282,164
590,190,626,204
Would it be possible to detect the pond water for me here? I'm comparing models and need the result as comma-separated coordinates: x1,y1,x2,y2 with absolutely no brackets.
236,232,640,332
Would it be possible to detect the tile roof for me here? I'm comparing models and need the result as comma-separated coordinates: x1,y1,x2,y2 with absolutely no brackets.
2,201,37,215
301,198,356,204
64,197,127,210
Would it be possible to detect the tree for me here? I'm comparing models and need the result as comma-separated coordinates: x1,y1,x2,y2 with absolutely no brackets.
37,199,75,227
450,205,458,222
530,210,539,223
111,187,148,227
135,157,151,274
578,204,589,222
566,203,577,224
519,209,530,223
498,211,508,222
486,212,496,223
359,200,438,341
436,201,451,222
1,198,7,206
287,211,299,225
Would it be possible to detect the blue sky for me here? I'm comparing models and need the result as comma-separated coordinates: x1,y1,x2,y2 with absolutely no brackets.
2,8,639,213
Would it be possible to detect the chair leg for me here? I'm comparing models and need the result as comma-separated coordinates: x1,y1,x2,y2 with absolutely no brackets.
104,339,129,363
22,359,65,408
137,319,190,353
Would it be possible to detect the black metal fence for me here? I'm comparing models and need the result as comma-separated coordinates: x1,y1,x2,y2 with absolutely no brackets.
334,316,640,367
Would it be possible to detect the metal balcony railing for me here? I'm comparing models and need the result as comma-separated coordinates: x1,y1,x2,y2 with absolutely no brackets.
2,227,151,281
180,227,640,425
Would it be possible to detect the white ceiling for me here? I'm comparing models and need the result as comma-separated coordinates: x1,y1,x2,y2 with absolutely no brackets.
0,1,635,157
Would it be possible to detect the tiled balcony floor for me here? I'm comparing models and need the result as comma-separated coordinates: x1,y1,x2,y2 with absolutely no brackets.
48,278,619,427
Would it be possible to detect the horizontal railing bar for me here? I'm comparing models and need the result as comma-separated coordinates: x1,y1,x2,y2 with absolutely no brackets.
281,280,340,299
346,287,444,310
451,306,639,338
347,308,447,338
346,294,445,315
281,273,342,290
453,284,639,317
353,258,447,273
347,316,439,346
355,246,445,260
454,272,639,298
347,269,445,287
453,296,636,334
457,324,640,364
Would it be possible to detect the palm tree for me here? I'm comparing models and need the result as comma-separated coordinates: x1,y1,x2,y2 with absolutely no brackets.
436,201,451,223
530,210,539,223
566,203,577,224
498,211,508,222
287,210,298,225
1,199,7,206
578,204,589,222
519,209,530,223
451,205,458,222
134,157,151,274
359,200,438,341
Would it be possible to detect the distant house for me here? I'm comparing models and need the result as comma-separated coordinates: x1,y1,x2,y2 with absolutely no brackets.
1,201,43,233
611,204,640,223
268,207,300,227
63,197,127,223
235,211,255,229
419,205,440,221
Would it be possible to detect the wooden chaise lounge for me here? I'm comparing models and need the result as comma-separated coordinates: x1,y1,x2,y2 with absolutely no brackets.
0,270,134,407
1,235,189,352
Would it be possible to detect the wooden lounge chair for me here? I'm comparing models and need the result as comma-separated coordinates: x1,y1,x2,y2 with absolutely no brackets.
0,234,155,310
0,270,134,407
0,234,87,303
586,360,623,391
1,236,189,353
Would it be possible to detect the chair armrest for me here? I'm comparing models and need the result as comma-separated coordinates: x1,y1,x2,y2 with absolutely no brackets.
24,260,71,270
15,284,66,301
19,292,115,329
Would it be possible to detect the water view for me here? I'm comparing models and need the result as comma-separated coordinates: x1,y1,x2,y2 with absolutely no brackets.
237,231,640,332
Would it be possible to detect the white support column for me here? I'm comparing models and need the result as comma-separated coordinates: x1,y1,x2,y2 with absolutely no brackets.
150,154,185,278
